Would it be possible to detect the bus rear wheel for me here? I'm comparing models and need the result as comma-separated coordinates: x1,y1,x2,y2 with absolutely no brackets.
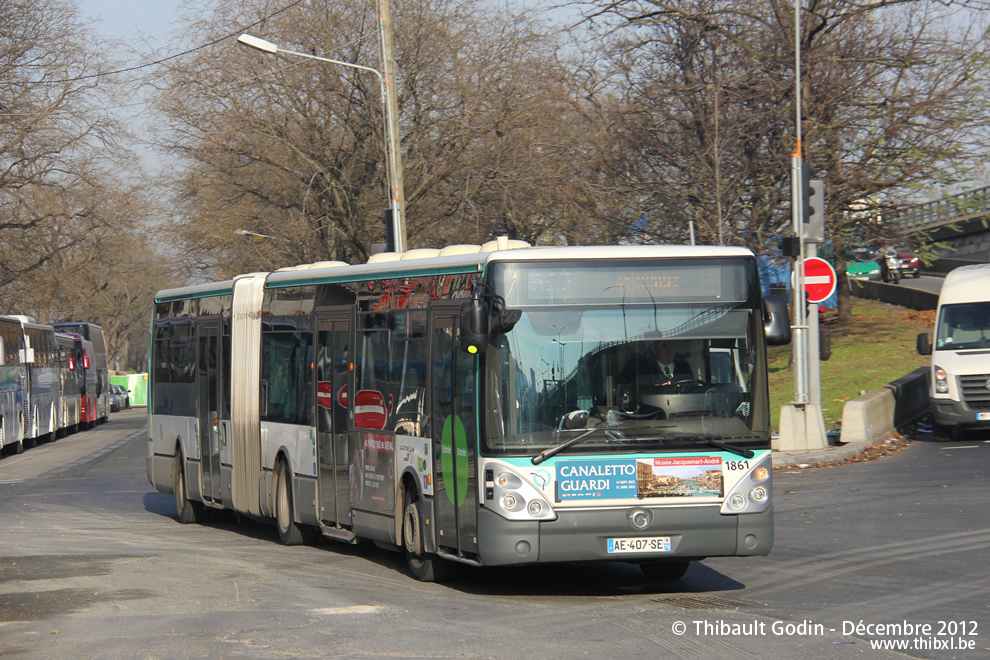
402,495,455,583
173,451,203,524
639,560,691,582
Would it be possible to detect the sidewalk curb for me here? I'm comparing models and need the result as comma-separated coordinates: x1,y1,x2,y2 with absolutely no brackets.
772,441,870,468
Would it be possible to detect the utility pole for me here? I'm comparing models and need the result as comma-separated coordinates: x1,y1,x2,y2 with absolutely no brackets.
377,0,407,253
776,0,828,453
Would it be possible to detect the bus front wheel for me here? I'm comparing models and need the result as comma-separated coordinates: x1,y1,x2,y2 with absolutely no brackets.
402,496,455,583
173,451,203,524
15,415,24,454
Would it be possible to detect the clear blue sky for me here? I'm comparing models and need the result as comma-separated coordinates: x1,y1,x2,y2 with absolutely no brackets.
76,0,180,45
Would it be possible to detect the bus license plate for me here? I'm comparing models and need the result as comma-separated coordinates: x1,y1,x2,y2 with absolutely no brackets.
978,412,990,421
607,537,671,554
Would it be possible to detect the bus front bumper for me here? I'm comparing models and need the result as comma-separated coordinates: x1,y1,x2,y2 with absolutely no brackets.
477,503,773,566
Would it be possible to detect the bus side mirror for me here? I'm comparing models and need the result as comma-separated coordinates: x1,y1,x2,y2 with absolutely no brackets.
459,298,490,354
492,308,522,334
916,332,932,356
763,295,791,346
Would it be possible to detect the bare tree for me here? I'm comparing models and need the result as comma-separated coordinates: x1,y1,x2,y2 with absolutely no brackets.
579,0,990,321
153,0,595,278
0,0,131,292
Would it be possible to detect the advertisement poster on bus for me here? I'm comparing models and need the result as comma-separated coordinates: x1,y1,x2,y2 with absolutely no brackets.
355,432,395,511
554,457,723,501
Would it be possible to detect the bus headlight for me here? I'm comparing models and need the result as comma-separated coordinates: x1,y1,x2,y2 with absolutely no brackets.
720,453,773,515
484,463,557,522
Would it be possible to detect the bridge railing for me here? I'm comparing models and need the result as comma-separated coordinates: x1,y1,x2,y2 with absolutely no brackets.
898,185,990,231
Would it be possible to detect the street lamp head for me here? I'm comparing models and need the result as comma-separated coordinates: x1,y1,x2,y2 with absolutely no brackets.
237,34,279,55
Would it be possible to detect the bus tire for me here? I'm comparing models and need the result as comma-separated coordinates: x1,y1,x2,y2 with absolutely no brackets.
173,451,203,524
15,414,24,454
49,403,56,442
639,560,691,582
402,495,455,583
275,461,305,545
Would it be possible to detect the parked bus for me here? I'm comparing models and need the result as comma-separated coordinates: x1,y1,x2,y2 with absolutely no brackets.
147,242,790,581
0,316,27,454
55,333,82,437
60,332,98,429
51,322,109,423
2,317,61,448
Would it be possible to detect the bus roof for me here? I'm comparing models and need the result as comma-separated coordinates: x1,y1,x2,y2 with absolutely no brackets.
155,244,756,302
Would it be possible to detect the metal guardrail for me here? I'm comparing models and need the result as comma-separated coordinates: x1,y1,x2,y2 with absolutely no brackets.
898,185,990,231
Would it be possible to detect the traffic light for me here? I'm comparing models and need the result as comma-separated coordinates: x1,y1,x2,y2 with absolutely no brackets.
800,163,815,223
383,209,396,252
795,163,825,242
806,179,825,242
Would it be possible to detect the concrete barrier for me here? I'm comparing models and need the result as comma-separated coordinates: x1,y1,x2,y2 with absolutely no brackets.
849,278,939,311
840,367,930,445
924,258,983,277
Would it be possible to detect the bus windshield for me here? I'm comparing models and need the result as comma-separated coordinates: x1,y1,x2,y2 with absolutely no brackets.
482,258,766,456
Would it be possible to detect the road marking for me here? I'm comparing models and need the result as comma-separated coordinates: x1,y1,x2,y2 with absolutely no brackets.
37,427,147,479
309,605,383,615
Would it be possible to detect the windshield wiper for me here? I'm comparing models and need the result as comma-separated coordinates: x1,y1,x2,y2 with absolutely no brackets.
532,428,597,465
676,435,756,458
610,433,756,458
532,430,757,464
532,426,638,465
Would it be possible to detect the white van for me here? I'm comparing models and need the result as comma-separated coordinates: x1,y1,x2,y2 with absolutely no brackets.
917,264,990,441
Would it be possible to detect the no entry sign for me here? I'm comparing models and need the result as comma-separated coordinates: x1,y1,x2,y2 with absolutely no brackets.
802,257,837,303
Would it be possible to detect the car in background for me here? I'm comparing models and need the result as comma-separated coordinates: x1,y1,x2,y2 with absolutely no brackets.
109,388,121,412
898,252,921,278
845,247,881,280
111,384,129,410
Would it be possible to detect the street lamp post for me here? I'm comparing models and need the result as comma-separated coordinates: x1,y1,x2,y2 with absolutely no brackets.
237,33,406,253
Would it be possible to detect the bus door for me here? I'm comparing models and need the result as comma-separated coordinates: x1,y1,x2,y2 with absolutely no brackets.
316,313,352,527
431,311,479,557
197,320,223,503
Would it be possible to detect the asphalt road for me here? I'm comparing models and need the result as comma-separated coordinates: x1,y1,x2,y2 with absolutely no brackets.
1,408,988,658
898,275,944,295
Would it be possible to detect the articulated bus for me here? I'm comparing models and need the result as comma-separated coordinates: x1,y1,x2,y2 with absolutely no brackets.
51,322,109,423
147,242,790,581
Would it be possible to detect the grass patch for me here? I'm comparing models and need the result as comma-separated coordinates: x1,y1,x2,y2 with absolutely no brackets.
769,299,933,431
